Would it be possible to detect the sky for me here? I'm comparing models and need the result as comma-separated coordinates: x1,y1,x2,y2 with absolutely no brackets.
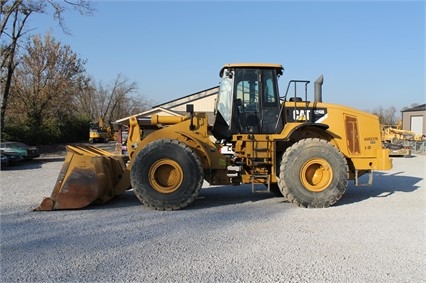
30,0,425,113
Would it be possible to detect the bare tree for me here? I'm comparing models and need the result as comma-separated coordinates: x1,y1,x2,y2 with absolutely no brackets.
74,75,97,119
121,94,155,118
0,0,94,129
372,106,397,125
86,74,154,125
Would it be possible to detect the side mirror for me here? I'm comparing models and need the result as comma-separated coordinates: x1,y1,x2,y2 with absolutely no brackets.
225,70,233,79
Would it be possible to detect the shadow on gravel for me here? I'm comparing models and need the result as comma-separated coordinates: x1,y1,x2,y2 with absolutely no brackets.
189,185,281,210
337,171,423,206
193,185,284,210
1,157,65,171
36,157,66,163
87,190,143,210
81,185,281,211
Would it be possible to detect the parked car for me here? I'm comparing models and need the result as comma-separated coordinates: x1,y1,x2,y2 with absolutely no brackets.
0,142,40,161
1,153,9,167
14,142,40,160
1,150,23,167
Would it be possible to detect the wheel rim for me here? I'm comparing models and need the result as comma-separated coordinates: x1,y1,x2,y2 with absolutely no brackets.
149,159,183,194
300,158,333,192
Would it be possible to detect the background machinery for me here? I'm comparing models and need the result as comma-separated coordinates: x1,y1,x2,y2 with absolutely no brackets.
89,117,115,143
381,119,417,157
35,63,392,211
382,119,420,143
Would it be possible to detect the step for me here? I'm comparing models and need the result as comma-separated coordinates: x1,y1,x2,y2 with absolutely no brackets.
251,174,270,193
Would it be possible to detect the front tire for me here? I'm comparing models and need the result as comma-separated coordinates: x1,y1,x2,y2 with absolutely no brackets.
130,139,204,210
279,138,348,208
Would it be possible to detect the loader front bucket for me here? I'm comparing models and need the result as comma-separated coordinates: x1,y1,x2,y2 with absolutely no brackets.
34,145,130,211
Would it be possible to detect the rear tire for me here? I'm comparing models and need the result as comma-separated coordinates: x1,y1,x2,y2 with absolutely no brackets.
279,138,348,208
130,139,204,210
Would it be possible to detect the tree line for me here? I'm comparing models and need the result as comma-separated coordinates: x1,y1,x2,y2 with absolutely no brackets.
1,0,153,144
371,104,420,126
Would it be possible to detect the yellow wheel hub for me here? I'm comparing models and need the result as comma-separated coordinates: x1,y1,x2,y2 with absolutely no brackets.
300,158,333,192
149,159,183,194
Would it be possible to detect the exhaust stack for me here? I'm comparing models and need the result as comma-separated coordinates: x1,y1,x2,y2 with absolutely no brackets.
314,75,324,102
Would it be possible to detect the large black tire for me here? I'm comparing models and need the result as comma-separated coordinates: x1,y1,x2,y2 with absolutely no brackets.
130,139,204,210
279,138,348,208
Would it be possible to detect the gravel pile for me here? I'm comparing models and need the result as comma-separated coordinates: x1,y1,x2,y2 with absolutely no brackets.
1,153,425,282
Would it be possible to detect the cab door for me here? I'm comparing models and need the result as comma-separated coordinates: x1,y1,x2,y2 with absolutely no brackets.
233,68,282,134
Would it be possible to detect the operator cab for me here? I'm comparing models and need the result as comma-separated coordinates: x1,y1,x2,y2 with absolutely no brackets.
212,63,284,141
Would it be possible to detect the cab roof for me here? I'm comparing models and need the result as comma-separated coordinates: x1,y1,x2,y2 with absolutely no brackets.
220,63,284,77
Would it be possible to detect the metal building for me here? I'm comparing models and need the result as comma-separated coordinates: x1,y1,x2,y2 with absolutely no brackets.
402,104,426,137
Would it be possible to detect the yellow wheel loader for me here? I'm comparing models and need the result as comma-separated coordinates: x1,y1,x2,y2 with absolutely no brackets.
89,117,114,143
35,63,392,211
381,119,416,157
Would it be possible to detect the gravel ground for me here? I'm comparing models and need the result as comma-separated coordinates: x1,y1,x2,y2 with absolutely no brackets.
1,149,425,283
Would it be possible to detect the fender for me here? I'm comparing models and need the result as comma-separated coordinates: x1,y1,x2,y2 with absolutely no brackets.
175,131,227,170
283,122,330,141
274,123,333,178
